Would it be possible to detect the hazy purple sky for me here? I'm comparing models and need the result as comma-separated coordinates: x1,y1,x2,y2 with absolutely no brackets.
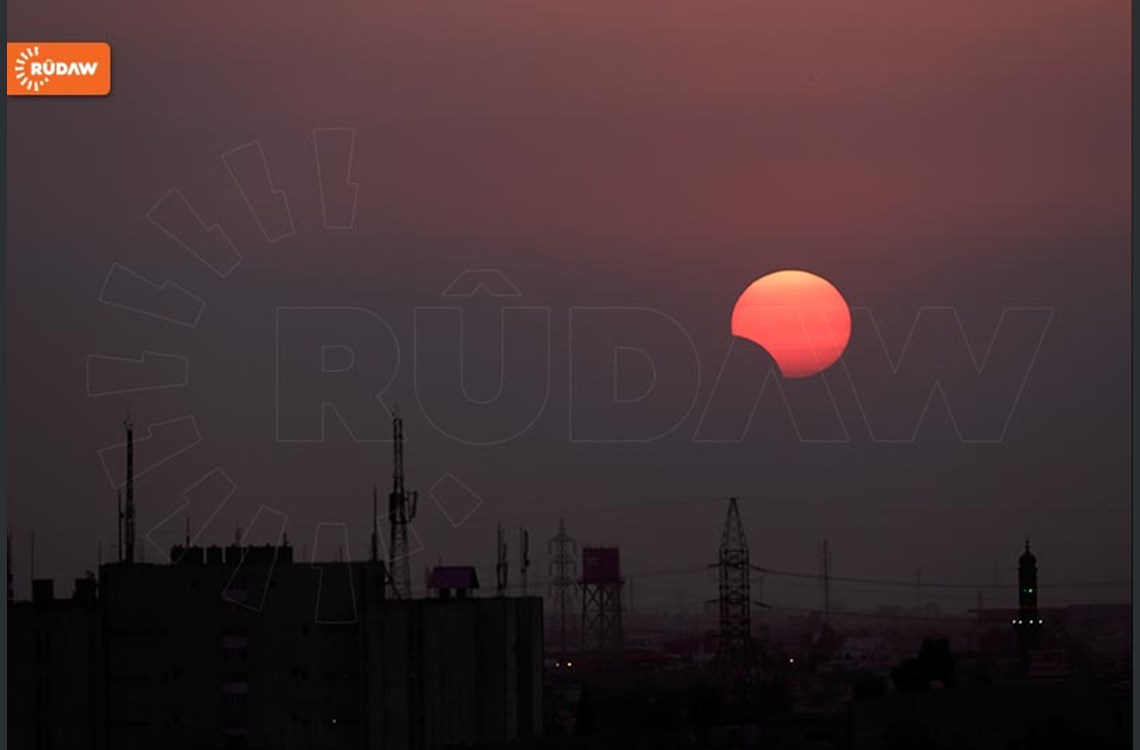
8,0,1130,613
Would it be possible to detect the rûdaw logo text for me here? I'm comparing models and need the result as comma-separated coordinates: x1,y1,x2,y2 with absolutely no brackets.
7,42,111,96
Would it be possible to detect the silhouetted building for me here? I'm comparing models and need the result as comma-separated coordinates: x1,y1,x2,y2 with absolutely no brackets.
9,544,542,750
9,576,104,750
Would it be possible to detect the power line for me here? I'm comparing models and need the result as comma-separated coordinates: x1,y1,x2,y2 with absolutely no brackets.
495,560,1127,594
752,565,1128,591
625,596,980,623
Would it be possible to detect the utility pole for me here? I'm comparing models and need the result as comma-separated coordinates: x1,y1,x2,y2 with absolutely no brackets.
547,518,578,655
387,409,417,599
820,539,831,621
496,524,509,595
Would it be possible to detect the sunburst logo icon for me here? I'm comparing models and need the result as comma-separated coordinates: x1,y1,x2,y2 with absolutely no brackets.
13,46,49,92
7,42,111,96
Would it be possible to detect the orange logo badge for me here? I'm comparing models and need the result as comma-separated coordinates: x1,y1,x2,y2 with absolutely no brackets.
7,42,111,96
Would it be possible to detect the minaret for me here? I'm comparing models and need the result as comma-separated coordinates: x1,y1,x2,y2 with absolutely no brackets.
123,418,136,564
1013,538,1041,665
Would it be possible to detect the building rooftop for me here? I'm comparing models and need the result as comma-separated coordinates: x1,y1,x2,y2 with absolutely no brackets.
428,565,480,591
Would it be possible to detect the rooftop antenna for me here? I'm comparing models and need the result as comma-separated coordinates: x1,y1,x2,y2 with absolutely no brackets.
123,417,136,564
185,516,191,548
116,490,124,562
370,485,379,563
519,527,530,596
7,533,12,603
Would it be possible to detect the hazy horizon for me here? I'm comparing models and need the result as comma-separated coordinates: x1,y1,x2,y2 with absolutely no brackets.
7,0,1130,615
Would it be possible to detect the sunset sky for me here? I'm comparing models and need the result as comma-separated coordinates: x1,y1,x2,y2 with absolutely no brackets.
7,0,1131,611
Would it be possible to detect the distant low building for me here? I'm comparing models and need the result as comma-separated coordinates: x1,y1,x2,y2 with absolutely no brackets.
1027,649,1070,680
822,636,892,674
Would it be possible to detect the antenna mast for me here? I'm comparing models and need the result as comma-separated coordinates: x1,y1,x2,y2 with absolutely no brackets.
387,409,417,598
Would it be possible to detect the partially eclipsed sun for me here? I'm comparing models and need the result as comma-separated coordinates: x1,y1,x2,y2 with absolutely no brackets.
731,270,851,378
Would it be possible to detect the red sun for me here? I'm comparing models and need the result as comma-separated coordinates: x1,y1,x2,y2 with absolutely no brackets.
731,270,852,378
